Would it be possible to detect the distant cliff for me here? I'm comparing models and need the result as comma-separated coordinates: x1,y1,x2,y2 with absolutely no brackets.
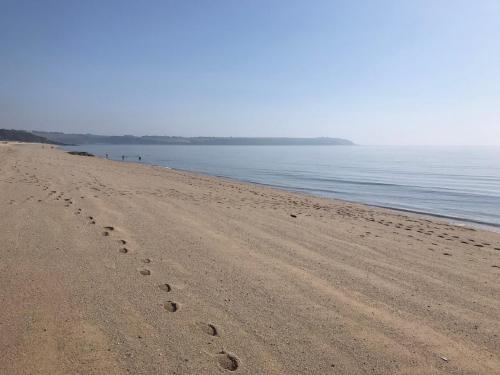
0,129,66,145
33,131,355,146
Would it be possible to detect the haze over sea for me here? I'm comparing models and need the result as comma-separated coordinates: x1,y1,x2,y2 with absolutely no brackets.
65,144,500,231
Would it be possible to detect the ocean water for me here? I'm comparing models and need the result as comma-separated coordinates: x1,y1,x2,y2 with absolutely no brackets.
64,145,500,231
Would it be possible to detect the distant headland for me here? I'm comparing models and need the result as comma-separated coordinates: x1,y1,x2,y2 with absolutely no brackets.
31,131,355,146
1,129,355,146
0,129,65,145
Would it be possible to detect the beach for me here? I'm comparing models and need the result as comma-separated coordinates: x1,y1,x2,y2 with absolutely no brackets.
1,142,499,374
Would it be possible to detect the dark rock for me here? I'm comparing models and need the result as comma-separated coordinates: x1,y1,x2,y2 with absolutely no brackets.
67,151,94,157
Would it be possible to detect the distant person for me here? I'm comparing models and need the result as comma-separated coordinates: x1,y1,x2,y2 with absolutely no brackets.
138,156,142,161
105,153,109,159
121,155,125,161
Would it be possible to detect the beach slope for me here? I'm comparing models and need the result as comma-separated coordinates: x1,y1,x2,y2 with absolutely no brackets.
1,143,499,374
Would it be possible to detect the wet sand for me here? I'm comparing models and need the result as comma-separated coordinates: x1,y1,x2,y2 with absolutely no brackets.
1,142,499,374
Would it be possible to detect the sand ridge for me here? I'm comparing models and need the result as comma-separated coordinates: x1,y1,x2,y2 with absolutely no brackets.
0,142,499,374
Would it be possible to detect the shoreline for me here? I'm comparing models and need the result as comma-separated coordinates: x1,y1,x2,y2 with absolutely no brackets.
2,142,499,374
190,170,500,233
69,145,500,234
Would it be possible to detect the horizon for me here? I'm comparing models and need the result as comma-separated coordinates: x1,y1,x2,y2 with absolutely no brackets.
1,1,500,146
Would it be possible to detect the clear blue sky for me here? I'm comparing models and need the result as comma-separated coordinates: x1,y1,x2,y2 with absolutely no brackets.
1,0,499,145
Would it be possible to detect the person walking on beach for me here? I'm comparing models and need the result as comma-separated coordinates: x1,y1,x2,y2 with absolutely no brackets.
138,156,142,161
121,155,125,161
106,153,109,159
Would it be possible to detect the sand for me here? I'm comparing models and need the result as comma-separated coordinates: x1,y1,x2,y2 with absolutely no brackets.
1,142,499,375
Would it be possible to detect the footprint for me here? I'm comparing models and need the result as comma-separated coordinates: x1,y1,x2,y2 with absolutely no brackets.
118,239,126,245
119,248,128,254
158,283,171,292
142,258,151,264
103,231,110,236
164,301,178,312
200,323,218,337
216,351,239,371
104,226,114,231
139,269,151,276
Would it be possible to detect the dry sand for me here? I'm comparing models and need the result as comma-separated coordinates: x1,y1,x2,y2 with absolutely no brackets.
1,142,499,375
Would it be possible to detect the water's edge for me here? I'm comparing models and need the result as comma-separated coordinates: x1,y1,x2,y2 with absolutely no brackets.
62,146,499,234
194,170,500,233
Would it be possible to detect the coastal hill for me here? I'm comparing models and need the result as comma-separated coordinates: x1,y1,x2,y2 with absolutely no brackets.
33,131,355,146
0,129,65,145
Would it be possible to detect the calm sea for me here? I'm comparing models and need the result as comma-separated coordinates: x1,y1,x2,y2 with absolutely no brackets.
64,145,500,231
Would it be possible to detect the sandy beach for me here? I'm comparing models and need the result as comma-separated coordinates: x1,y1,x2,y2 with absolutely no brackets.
1,142,499,375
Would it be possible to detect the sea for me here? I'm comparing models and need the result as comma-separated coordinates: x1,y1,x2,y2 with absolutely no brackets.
64,144,500,232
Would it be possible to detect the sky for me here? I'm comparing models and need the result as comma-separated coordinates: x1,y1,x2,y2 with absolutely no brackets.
1,0,499,145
